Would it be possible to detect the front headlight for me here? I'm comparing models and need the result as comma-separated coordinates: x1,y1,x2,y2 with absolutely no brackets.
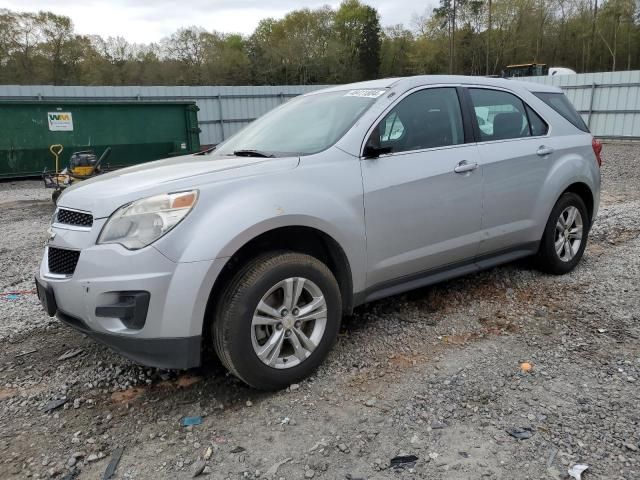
98,190,198,250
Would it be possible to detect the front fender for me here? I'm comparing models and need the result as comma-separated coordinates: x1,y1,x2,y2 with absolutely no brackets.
153,151,367,292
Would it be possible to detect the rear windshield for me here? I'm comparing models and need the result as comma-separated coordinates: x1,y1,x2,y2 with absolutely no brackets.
534,92,589,132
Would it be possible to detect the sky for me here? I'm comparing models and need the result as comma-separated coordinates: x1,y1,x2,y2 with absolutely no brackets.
0,0,432,44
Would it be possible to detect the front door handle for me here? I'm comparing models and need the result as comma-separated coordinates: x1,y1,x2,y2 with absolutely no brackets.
537,145,555,156
454,160,479,174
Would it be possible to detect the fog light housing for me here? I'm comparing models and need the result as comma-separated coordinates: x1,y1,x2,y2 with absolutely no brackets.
95,291,150,330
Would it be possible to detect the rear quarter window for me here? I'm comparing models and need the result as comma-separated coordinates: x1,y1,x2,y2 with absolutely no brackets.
534,92,589,133
525,105,548,136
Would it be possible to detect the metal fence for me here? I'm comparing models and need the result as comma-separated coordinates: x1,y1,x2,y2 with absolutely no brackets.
517,70,640,140
2,72,639,143
0,85,325,145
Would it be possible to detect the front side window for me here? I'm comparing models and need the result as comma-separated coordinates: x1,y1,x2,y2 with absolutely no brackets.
366,87,464,154
214,90,381,157
470,88,533,141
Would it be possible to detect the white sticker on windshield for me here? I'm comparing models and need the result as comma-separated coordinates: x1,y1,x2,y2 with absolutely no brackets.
344,89,386,98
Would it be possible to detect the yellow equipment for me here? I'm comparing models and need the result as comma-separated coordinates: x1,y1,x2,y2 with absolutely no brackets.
503,63,549,77
43,145,112,204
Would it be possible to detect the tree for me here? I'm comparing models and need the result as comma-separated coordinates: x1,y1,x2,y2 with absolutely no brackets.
597,0,635,70
380,26,415,76
13,12,42,83
248,7,339,84
163,27,208,84
0,3,638,86
37,12,76,84
203,33,251,84
0,10,17,68
434,0,460,73
91,36,136,84
334,0,382,81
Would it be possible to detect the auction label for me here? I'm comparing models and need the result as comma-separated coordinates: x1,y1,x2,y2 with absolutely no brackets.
344,89,386,98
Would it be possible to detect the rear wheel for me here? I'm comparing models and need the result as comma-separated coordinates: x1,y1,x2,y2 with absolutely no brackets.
536,192,589,274
212,252,342,390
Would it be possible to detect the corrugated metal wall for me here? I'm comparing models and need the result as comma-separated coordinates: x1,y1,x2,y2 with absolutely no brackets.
0,85,326,145
2,73,639,142
517,71,640,139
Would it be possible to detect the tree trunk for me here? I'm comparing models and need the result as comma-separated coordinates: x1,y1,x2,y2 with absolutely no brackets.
612,15,619,72
448,7,453,73
486,0,491,75
627,21,631,70
452,0,456,73
590,0,598,71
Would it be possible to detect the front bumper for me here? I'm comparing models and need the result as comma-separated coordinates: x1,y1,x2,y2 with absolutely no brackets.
37,223,226,370
57,309,201,370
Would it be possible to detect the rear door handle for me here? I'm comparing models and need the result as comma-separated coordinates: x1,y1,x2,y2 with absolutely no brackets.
537,145,555,156
454,160,479,174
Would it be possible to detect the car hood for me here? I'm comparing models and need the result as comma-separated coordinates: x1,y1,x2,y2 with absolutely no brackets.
57,153,300,218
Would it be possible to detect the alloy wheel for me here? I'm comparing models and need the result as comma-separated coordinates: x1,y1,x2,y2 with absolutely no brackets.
251,277,327,369
554,205,583,262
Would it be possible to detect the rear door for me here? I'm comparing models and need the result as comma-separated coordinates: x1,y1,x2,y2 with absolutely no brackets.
361,86,483,288
466,87,553,256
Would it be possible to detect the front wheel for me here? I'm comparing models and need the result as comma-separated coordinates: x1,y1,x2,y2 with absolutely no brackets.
535,192,589,275
212,252,342,390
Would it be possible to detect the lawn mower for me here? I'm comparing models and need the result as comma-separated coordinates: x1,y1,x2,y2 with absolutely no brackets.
43,145,112,204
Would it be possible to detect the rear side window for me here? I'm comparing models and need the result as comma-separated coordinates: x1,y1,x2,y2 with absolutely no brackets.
534,92,589,132
469,88,531,141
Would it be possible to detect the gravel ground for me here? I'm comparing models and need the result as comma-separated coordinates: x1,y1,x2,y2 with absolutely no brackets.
0,144,639,479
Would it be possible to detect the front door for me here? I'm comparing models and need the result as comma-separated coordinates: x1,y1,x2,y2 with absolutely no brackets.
361,87,483,289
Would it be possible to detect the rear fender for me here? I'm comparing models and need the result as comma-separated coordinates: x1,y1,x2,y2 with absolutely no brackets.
532,141,600,236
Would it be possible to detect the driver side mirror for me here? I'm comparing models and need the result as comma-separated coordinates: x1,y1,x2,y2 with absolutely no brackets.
363,121,394,159
362,144,392,159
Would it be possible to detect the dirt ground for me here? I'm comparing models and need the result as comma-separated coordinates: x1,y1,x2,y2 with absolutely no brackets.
0,143,639,480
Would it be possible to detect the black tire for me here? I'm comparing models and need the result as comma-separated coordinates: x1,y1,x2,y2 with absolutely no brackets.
212,252,342,390
52,190,61,205
536,192,589,275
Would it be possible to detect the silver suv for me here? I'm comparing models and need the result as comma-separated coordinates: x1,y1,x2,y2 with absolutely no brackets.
36,76,601,390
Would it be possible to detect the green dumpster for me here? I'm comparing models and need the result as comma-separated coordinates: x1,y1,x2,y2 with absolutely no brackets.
0,101,201,179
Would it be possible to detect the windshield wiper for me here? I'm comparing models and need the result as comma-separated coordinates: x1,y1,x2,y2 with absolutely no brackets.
233,149,275,158
194,145,216,155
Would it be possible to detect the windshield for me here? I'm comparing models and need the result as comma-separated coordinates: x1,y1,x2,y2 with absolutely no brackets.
213,90,383,157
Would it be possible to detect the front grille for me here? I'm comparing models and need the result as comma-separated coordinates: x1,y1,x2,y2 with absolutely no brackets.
48,247,80,275
56,209,93,227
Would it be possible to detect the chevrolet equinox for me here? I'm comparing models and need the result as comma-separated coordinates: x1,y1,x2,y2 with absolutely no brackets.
36,76,602,390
